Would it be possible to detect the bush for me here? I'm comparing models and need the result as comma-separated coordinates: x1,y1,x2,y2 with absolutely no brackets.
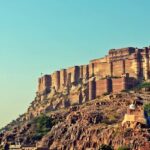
99,144,113,150
103,92,110,96
121,89,129,93
118,146,130,150
32,115,55,140
144,103,150,126
135,82,150,90
124,128,132,137
144,103,150,116
111,76,121,79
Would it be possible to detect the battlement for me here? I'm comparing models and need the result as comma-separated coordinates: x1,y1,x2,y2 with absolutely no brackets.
38,66,81,93
90,56,109,64
109,47,136,56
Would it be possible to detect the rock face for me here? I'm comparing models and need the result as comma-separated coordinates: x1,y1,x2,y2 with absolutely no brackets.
1,92,150,150
15,93,150,150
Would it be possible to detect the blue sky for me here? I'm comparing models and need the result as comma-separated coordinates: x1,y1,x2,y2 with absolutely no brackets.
0,0,150,128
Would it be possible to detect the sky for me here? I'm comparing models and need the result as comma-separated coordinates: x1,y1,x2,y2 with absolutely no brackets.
0,0,150,128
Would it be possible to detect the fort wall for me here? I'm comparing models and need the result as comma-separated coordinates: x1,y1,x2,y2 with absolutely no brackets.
38,75,51,94
67,66,80,84
51,71,60,90
80,65,89,79
89,80,96,100
60,69,67,88
112,77,126,93
96,78,112,97
37,46,150,99
111,60,125,77
89,63,94,77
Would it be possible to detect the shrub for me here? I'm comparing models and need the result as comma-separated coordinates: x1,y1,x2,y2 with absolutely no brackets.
121,89,129,93
135,82,150,90
111,76,121,79
144,103,150,115
124,128,132,137
118,146,130,150
99,144,113,150
32,115,55,140
144,103,150,126
103,92,110,96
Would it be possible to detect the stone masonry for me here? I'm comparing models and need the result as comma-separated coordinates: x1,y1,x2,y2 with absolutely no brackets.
38,46,150,100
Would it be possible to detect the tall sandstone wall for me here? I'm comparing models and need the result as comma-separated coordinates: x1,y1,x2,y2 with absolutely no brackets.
89,80,96,100
37,46,150,97
38,75,51,94
80,65,89,79
88,75,136,100
51,71,60,90
67,66,80,84
96,79,112,97
60,69,67,88
112,78,126,93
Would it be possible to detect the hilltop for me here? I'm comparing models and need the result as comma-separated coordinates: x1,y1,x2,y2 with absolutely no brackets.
1,46,150,150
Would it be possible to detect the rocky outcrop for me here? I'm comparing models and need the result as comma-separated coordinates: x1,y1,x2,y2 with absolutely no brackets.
35,92,150,150
1,90,150,150
1,46,150,150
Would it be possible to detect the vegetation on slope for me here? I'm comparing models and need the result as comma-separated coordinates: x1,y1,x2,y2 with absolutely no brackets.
99,144,113,150
135,82,150,90
144,103,150,125
31,115,55,141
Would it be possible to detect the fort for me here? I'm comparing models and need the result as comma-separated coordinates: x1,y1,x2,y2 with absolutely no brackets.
2,46,150,150
38,46,150,101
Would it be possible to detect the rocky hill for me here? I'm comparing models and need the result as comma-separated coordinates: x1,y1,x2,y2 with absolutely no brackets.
1,46,150,150
25,47,150,121
1,92,150,149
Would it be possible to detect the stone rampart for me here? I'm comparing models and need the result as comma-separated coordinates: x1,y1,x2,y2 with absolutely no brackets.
37,46,150,97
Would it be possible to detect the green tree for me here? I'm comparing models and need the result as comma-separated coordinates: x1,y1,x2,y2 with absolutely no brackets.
32,115,55,140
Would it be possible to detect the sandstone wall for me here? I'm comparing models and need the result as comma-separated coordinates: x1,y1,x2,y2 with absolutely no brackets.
89,80,96,100
96,78,111,97
112,78,126,93
141,48,150,80
90,56,109,64
109,47,135,60
51,71,60,90
60,69,67,88
89,62,110,78
37,47,150,95
38,75,51,94
111,60,125,77
80,65,89,79
98,62,111,77
67,66,80,84
89,63,94,77
125,57,139,78
112,76,136,93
